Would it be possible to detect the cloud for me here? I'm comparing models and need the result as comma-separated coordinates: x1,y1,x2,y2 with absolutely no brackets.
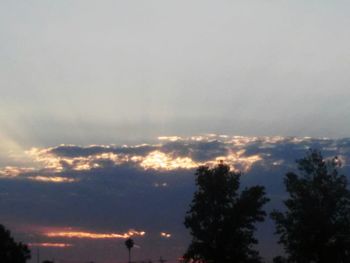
0,135,267,184
27,176,78,183
45,229,146,239
139,151,199,170
28,243,73,248
1,135,350,262
160,232,172,238
1,135,349,191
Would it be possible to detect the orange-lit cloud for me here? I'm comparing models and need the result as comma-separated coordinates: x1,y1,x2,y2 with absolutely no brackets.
0,166,35,178
24,135,266,173
27,176,78,183
160,232,171,238
205,150,262,172
45,230,146,239
158,136,182,142
3,134,316,183
26,147,127,173
139,149,262,172
140,151,199,170
29,243,73,248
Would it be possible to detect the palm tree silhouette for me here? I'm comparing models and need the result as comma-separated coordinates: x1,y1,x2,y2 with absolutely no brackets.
125,238,134,263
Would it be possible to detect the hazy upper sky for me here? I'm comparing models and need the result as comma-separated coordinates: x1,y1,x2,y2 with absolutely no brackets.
1,0,350,148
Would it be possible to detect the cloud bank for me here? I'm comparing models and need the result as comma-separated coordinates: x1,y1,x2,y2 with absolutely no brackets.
1,135,350,263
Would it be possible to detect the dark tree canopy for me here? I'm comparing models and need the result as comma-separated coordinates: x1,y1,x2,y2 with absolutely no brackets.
125,238,134,250
184,163,269,263
0,224,31,263
125,238,134,263
271,150,350,263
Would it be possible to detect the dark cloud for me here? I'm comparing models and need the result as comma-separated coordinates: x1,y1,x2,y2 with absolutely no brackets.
50,144,159,158
1,136,350,263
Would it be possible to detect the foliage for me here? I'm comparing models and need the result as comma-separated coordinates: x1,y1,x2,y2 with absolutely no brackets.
272,256,288,263
271,150,350,263
0,224,31,263
125,238,134,250
184,163,269,263
125,238,134,263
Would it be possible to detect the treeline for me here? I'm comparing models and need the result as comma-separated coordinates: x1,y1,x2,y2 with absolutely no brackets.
0,224,30,263
184,150,350,263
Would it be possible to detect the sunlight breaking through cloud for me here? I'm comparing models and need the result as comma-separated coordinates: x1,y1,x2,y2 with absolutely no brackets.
17,136,266,177
45,230,146,239
0,166,35,178
158,136,183,142
140,151,199,170
205,150,263,172
26,147,128,173
0,135,332,184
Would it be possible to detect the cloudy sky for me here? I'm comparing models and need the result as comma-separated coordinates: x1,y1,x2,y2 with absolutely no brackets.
1,135,350,263
1,0,350,149
1,0,350,262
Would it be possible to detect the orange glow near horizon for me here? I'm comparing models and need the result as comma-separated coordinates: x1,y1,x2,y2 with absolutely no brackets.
45,230,146,239
27,176,77,183
29,243,73,248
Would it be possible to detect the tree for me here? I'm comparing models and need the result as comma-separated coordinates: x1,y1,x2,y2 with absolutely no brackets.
272,256,288,263
125,238,134,263
184,163,269,263
0,224,31,263
271,150,350,263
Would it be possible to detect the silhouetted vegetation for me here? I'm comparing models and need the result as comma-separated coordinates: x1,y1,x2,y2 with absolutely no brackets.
271,150,350,263
0,224,31,263
184,163,269,263
125,237,135,263
272,256,288,263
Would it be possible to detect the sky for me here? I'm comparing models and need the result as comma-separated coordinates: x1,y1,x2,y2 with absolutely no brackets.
1,0,350,262
1,0,350,149
1,135,350,263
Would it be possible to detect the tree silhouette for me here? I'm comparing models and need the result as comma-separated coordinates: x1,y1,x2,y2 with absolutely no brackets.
0,224,31,263
125,238,134,263
184,163,269,263
271,150,350,263
272,256,288,263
